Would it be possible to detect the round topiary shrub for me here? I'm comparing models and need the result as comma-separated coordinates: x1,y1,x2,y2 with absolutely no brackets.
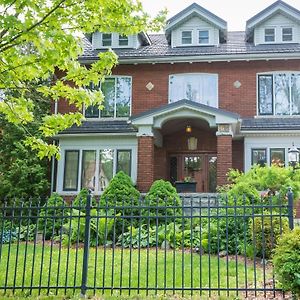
144,180,182,225
273,227,300,298
248,211,289,259
100,171,140,235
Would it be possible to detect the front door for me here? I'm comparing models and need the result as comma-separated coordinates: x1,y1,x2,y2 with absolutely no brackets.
169,153,217,192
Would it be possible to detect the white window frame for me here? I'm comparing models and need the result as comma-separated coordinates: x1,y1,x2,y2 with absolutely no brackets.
256,71,300,117
181,30,193,45
281,27,293,42
84,75,132,120
102,33,112,47
168,73,219,107
264,27,276,43
60,147,135,194
118,34,129,46
198,29,210,45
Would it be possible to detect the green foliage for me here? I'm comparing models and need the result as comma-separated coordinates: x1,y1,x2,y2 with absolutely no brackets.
100,171,140,235
72,188,97,210
273,228,300,297
144,180,182,225
62,209,115,247
222,165,300,203
0,0,166,158
249,212,290,259
38,193,67,239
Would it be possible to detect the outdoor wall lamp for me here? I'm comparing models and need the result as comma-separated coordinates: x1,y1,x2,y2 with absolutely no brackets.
288,143,300,170
186,125,192,133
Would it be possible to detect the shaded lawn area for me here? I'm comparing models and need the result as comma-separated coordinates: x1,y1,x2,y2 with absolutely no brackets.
0,243,271,298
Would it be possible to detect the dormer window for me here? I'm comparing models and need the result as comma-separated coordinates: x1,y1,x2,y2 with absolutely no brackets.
264,28,275,42
181,31,192,45
282,27,293,42
119,35,129,46
102,33,112,46
198,30,209,44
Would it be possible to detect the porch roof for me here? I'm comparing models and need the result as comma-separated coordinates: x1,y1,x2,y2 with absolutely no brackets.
129,99,240,128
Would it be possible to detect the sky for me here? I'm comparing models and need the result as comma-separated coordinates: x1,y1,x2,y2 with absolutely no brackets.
140,0,300,31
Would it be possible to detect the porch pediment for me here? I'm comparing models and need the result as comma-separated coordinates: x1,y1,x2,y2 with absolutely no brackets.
129,99,240,129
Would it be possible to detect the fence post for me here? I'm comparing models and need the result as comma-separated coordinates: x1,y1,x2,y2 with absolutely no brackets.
287,187,294,230
81,190,92,297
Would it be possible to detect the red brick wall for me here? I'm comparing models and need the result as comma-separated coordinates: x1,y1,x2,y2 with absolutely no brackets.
154,146,167,180
296,201,300,218
111,60,300,118
137,136,154,192
217,135,232,186
232,140,244,171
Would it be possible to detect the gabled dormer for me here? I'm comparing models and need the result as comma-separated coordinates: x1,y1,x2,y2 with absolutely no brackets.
246,0,300,45
90,32,151,50
165,3,227,48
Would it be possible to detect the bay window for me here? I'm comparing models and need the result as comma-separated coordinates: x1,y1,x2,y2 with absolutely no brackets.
258,73,300,116
85,76,132,118
169,73,218,107
63,148,132,192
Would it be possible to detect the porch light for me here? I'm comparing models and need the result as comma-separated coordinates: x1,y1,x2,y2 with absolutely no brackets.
288,143,300,169
186,125,192,133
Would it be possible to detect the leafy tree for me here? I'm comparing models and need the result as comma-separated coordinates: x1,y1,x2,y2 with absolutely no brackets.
0,0,166,158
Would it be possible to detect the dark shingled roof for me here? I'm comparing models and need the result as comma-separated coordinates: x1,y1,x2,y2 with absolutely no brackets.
241,118,300,131
59,120,137,135
80,31,300,61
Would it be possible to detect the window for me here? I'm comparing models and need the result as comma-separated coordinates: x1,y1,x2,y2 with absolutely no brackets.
85,76,131,118
81,150,96,190
117,150,131,176
264,28,275,42
258,73,300,116
63,151,79,191
181,31,192,44
252,149,267,166
63,149,132,192
282,27,293,42
169,73,218,107
102,34,112,46
270,148,285,166
119,35,129,46
199,30,209,44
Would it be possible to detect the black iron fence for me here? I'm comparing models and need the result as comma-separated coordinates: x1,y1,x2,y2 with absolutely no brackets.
0,192,294,298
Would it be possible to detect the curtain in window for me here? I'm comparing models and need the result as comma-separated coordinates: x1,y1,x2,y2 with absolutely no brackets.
258,75,273,115
81,150,96,190
117,150,131,176
169,74,218,107
99,149,114,191
292,74,300,115
274,74,290,115
116,77,131,117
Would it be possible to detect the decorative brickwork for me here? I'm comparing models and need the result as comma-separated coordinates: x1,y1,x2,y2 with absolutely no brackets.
137,136,154,192
217,135,232,186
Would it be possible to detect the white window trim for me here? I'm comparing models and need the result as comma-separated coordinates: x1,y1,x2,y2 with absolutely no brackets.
168,73,219,107
83,75,132,119
197,28,210,45
179,28,213,47
256,71,300,117
181,30,193,45
118,34,129,47
96,33,133,49
59,146,136,195
264,27,276,43
281,26,294,43
101,33,112,47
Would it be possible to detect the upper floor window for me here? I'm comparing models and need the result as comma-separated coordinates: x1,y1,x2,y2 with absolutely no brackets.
258,72,300,116
85,76,132,119
199,30,209,44
119,35,129,46
102,33,112,46
282,27,293,42
169,73,218,108
181,31,192,44
264,28,275,42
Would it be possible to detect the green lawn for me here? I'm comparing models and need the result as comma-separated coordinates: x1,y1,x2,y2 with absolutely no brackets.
0,243,271,298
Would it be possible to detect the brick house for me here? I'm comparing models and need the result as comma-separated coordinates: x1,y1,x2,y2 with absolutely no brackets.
52,1,300,199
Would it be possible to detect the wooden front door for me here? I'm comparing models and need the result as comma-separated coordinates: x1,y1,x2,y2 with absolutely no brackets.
169,153,217,193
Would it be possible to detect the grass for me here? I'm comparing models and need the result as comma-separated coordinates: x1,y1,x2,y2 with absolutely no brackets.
0,243,271,299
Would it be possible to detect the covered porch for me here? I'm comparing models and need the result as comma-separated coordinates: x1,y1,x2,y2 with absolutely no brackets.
130,100,241,192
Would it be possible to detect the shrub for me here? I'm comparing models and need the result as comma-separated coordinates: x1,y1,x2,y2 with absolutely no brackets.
72,188,97,210
61,209,116,247
248,212,289,258
38,193,67,239
273,228,300,298
100,171,140,235
144,180,182,225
